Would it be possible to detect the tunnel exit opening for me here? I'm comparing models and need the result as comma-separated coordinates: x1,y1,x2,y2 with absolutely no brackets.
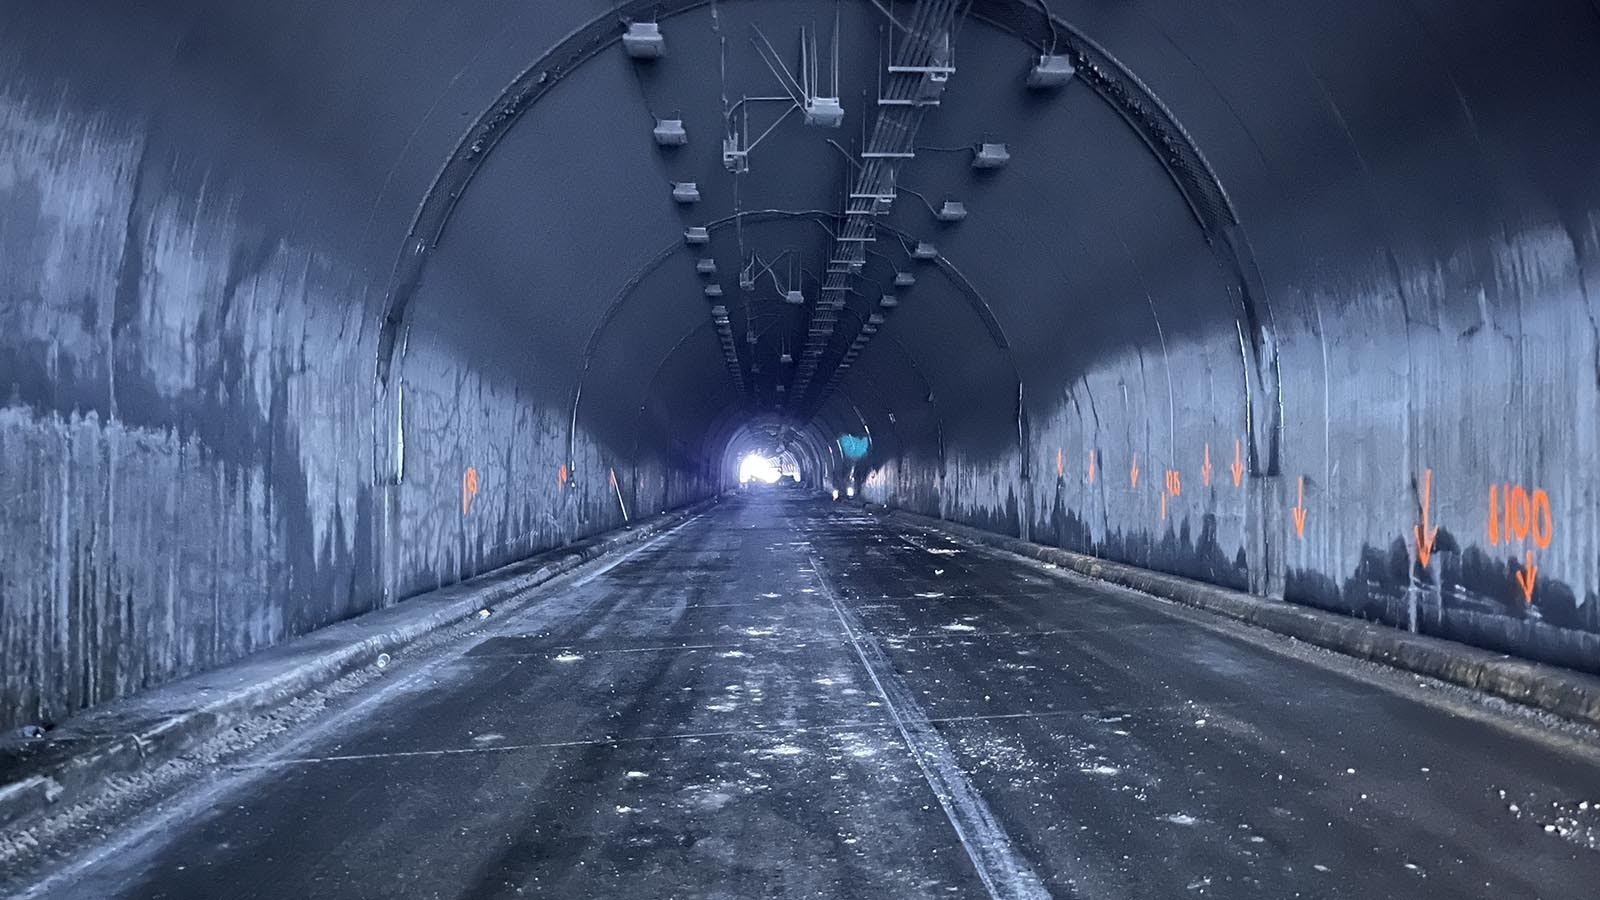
739,449,801,485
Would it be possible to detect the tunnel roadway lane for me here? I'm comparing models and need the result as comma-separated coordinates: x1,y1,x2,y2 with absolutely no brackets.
25,493,1600,899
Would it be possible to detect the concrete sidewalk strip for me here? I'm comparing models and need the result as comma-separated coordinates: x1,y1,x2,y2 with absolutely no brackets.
0,499,716,829
885,508,1600,730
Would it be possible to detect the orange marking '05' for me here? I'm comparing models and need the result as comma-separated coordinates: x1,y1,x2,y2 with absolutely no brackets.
1165,469,1181,496
462,467,479,515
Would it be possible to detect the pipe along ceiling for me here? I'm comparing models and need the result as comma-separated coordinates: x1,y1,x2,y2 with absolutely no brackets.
3,0,1600,731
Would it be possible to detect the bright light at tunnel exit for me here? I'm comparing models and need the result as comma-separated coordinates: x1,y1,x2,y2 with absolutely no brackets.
739,453,782,485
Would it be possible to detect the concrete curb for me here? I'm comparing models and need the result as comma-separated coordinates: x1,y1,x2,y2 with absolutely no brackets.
881,507,1600,730
0,499,716,829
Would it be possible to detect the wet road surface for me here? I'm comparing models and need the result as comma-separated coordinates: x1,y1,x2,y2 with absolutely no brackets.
21,492,1600,899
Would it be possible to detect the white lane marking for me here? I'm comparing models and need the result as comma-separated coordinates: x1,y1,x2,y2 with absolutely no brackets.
571,515,703,588
809,555,1052,900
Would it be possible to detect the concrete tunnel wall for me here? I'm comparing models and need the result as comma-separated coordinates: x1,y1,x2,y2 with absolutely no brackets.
2,0,1599,732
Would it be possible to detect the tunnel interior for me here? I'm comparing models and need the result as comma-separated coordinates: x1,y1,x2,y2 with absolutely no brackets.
4,0,1600,734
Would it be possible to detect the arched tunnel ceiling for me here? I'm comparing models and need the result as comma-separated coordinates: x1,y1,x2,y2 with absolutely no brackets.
389,0,1254,469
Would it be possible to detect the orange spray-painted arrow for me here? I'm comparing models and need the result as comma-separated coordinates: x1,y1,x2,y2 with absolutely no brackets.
1130,454,1140,489
1201,445,1213,487
1291,476,1307,538
1414,468,1438,567
1515,551,1538,604
1230,440,1244,487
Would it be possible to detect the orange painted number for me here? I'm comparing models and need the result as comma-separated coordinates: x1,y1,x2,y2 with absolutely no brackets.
1490,483,1552,550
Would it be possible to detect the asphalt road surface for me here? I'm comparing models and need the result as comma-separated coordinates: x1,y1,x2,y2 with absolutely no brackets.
17,492,1600,899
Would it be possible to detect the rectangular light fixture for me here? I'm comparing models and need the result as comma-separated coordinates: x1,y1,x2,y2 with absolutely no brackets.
623,22,665,59
1028,54,1075,89
973,142,1010,169
653,119,687,146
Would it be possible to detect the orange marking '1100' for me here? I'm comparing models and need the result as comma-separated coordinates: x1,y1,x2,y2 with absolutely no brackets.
1489,484,1552,549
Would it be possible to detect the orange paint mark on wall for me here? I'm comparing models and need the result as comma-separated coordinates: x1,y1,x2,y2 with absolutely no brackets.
1488,481,1551,604
1532,489,1552,548
462,467,480,515
1165,469,1181,497
1491,482,1552,550
1515,552,1538,604
1088,451,1097,484
1230,440,1243,487
1510,485,1530,541
1129,454,1140,489
1291,476,1307,539
1414,469,1438,567
1056,448,1064,478
1488,485,1500,545
558,464,570,488
1160,492,1168,520
1201,445,1212,487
